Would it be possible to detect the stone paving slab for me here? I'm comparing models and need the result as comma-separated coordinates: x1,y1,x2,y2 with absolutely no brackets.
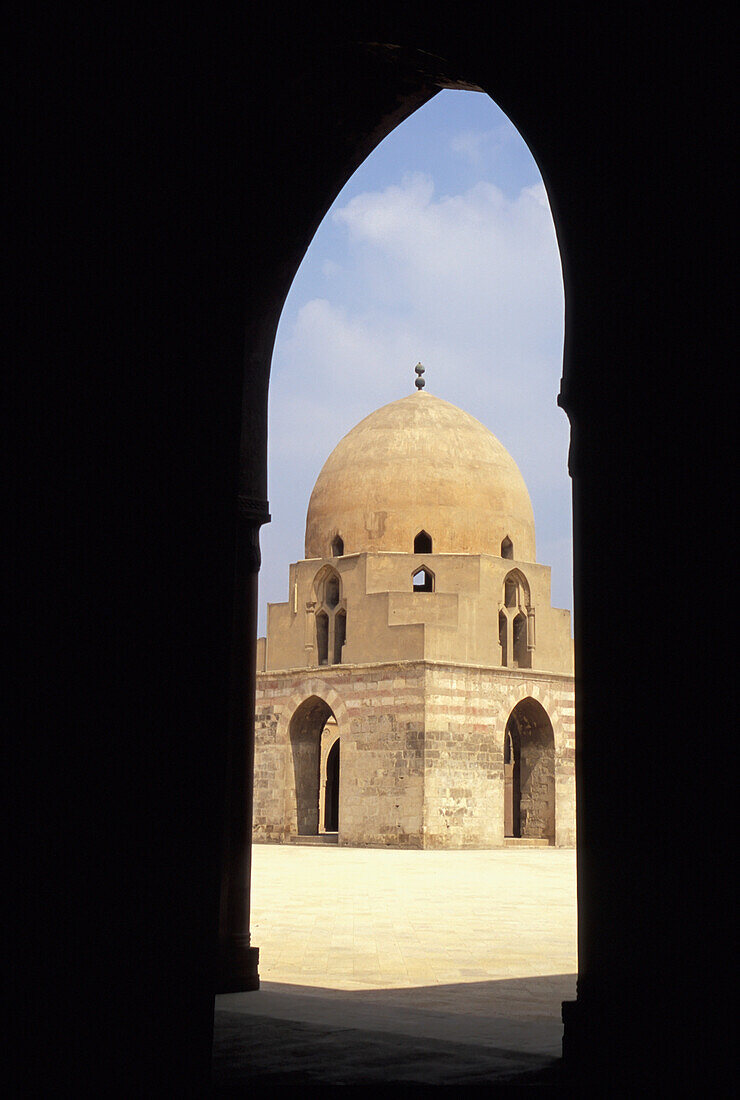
213,1010,566,1091
213,846,577,1087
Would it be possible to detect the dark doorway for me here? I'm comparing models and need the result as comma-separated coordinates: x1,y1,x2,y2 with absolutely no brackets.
504,698,555,842
289,696,334,835
324,739,340,832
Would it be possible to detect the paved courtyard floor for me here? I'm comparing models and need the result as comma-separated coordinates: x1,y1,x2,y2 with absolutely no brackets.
213,845,577,1090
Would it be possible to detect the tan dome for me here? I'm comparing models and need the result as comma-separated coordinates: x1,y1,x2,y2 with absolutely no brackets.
305,391,536,561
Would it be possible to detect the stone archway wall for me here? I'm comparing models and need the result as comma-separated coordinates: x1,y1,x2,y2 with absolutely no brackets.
422,663,574,848
495,679,576,847
510,699,555,840
255,663,426,847
256,663,572,847
288,695,332,835
254,677,350,842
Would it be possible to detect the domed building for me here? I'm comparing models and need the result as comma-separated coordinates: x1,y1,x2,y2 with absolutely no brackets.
253,377,575,848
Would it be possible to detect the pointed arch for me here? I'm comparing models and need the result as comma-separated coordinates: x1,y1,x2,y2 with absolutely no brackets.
503,568,531,609
412,565,435,592
278,684,351,841
503,696,555,842
316,610,329,665
311,565,346,665
333,608,346,663
414,530,432,554
288,694,333,835
312,563,341,605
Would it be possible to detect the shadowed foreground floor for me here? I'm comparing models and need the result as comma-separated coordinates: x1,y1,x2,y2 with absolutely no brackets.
213,846,577,1091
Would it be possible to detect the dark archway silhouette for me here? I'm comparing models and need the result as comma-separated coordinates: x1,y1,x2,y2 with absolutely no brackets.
504,698,555,842
324,739,340,832
289,696,334,835
414,530,432,553
44,12,726,1096
412,566,434,592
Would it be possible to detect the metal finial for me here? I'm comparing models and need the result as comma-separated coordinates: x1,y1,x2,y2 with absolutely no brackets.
414,362,425,390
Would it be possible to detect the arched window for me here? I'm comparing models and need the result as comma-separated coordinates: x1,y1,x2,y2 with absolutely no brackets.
331,535,344,557
414,530,432,554
313,567,346,666
333,609,346,664
503,569,531,610
501,536,513,559
499,609,508,666
413,566,434,592
316,611,329,666
500,570,533,668
513,612,530,668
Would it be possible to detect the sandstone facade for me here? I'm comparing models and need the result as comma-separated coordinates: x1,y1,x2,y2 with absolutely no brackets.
254,388,575,848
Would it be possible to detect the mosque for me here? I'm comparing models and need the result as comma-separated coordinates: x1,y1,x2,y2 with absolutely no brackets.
253,368,575,848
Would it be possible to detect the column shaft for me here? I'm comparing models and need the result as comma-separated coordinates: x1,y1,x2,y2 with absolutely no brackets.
217,497,269,992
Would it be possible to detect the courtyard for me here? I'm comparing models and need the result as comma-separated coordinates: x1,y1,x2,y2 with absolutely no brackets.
213,844,577,1088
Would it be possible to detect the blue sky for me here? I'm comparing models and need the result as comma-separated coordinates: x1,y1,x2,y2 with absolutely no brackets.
260,89,571,634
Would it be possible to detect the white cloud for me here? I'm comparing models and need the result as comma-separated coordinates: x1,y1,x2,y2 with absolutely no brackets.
263,172,569,631
450,129,488,164
449,126,510,167
332,175,561,353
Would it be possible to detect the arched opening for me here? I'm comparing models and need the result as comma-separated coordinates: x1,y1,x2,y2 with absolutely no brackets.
63,12,719,1093
498,609,508,667
313,566,345,665
324,738,340,832
504,698,555,842
289,696,335,836
316,611,329,665
513,611,530,668
331,535,344,557
333,608,346,664
501,536,513,559
412,566,434,592
244,80,572,1070
501,570,534,668
414,530,432,554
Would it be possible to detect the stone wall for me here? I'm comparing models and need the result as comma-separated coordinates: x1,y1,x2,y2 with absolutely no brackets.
423,664,504,847
254,663,426,848
422,663,575,847
253,661,576,849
